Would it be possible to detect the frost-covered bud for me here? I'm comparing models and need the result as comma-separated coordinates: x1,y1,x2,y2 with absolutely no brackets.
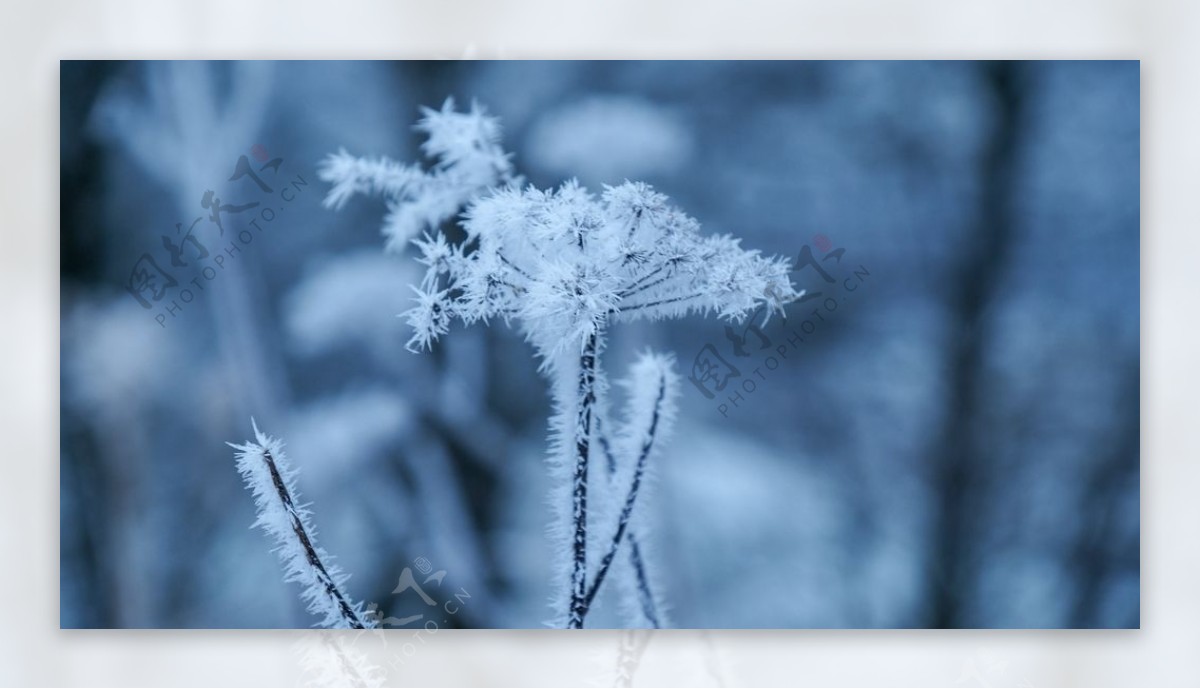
416,98,509,174
404,286,453,352
602,181,670,241
412,232,460,290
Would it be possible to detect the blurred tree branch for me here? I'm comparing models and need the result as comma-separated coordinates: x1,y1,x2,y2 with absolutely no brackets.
925,61,1024,628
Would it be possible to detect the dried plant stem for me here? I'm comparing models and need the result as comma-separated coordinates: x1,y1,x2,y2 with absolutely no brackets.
627,534,661,628
596,418,661,628
582,370,666,621
260,445,366,629
230,421,370,629
568,332,599,628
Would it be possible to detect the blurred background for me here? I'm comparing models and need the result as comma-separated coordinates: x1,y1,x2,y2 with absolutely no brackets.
59,60,1139,629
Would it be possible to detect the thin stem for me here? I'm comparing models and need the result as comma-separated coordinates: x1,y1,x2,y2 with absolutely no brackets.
626,207,643,240
597,418,618,476
626,535,661,628
596,418,662,628
619,264,665,297
581,370,667,619
619,271,675,300
620,291,705,314
497,250,535,283
568,332,598,628
260,446,366,629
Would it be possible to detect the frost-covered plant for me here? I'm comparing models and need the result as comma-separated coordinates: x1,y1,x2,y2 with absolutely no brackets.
229,420,373,629
317,99,799,628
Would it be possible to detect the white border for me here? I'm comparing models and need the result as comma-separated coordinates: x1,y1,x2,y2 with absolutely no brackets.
3,0,1191,685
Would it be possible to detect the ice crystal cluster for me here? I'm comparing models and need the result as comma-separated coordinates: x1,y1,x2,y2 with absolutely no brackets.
319,99,798,360
309,99,798,628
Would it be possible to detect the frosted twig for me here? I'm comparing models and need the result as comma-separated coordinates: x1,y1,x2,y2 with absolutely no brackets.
583,353,677,626
229,420,372,629
596,417,662,628
568,332,599,628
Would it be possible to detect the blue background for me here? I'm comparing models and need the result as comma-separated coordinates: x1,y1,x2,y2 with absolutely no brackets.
59,60,1139,628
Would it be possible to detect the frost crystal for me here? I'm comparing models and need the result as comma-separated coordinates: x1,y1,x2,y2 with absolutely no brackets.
319,99,800,361
426,177,798,360
318,98,514,253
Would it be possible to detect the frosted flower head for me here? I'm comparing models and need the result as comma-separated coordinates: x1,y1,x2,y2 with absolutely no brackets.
323,101,798,364
406,176,797,360
412,232,461,289
602,181,670,240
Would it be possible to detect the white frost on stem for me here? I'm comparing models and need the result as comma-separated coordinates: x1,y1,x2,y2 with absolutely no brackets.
586,352,678,625
228,419,373,629
595,416,665,628
541,333,604,628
